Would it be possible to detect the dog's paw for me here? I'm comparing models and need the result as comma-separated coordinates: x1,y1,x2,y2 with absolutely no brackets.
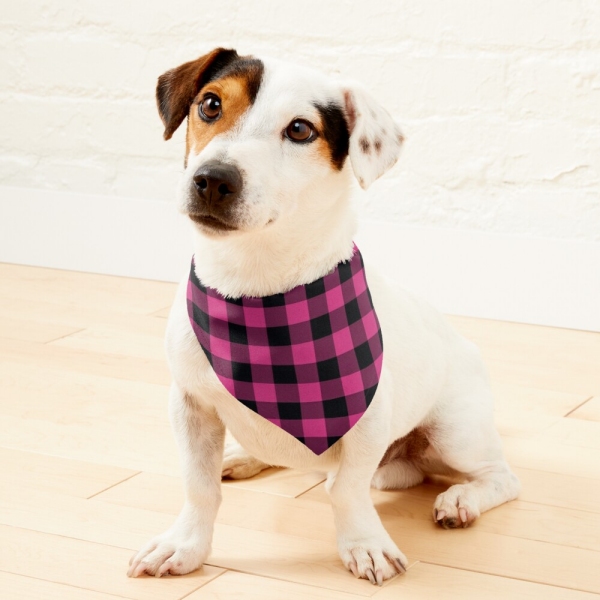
127,529,210,578
338,536,407,585
433,483,481,529
221,441,269,480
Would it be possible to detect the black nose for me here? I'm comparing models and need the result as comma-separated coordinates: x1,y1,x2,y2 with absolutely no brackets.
193,161,242,207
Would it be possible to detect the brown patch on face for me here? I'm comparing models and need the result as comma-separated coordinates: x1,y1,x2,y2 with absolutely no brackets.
359,136,371,154
313,102,350,170
187,75,254,155
374,139,382,154
156,49,263,158
378,427,430,468
156,48,239,140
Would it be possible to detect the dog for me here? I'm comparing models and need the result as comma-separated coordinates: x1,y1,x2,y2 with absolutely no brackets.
127,48,520,585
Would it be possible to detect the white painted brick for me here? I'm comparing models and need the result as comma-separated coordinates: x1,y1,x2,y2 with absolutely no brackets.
0,31,22,85
318,53,508,118
395,0,591,50
507,55,600,125
0,96,178,161
0,154,110,193
1,0,600,243
501,121,600,186
20,35,151,95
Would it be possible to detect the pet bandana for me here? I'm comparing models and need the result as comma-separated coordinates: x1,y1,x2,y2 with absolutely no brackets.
187,245,383,455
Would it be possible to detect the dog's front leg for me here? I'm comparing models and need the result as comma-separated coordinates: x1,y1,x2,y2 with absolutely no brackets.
128,383,224,577
327,412,408,585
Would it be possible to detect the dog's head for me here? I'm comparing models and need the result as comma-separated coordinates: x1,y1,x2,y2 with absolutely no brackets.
157,48,404,236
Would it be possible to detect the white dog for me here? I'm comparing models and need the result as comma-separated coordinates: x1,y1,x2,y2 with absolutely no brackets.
128,48,520,585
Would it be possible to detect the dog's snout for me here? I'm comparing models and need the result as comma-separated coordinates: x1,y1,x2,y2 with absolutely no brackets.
193,161,242,206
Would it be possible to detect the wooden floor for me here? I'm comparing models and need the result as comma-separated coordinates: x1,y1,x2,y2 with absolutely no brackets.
1,262,599,600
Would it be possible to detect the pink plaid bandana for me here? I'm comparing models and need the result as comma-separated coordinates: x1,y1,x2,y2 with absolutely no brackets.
187,245,383,455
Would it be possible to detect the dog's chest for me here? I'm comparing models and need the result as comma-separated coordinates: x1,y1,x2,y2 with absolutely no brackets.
166,296,341,468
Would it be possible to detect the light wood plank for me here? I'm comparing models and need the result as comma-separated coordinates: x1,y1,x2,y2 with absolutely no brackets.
502,437,600,479
209,524,383,596
222,466,325,498
0,361,178,474
374,562,600,600
0,414,180,476
0,525,223,600
0,337,170,385
298,483,600,593
190,570,367,600
0,572,125,600
0,315,81,343
492,383,588,438
447,315,600,360
303,479,600,552
96,472,336,541
388,515,600,593
514,467,600,514
537,417,600,450
94,471,600,590
0,486,385,597
0,263,177,316
448,315,600,396
0,362,323,489
475,500,600,551
0,362,169,423
568,396,600,422
0,447,137,499
98,470,325,515
96,466,600,552
51,323,167,361
0,296,171,341
0,486,173,550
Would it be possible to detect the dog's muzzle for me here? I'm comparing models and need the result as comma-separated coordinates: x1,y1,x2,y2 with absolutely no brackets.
188,160,243,231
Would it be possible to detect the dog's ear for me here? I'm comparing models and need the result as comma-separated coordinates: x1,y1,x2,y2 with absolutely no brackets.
156,48,239,140
341,82,404,189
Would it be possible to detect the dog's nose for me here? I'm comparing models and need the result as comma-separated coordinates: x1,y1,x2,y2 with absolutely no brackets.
193,161,242,206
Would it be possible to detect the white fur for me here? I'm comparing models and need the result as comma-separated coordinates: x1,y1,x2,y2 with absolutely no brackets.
129,54,520,584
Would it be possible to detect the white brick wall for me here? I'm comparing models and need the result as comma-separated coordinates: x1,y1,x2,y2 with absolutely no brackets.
1,0,599,241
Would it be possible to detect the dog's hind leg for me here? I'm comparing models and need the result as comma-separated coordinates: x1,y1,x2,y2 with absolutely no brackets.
221,439,270,479
371,459,424,490
370,428,428,490
429,388,520,528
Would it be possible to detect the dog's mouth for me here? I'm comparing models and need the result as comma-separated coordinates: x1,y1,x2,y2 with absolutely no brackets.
188,213,237,232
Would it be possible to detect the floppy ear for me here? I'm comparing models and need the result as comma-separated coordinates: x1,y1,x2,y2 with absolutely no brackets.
342,82,404,189
156,48,238,140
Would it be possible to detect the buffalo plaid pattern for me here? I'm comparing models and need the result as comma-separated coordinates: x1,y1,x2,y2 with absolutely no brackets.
186,245,383,455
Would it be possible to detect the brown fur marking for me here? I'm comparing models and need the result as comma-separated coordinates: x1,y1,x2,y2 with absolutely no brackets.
343,90,357,133
187,75,254,155
374,139,382,154
157,48,239,140
312,103,350,170
359,136,371,154
378,428,430,468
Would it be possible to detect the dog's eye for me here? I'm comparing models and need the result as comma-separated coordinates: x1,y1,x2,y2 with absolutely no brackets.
199,94,222,121
284,119,315,143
